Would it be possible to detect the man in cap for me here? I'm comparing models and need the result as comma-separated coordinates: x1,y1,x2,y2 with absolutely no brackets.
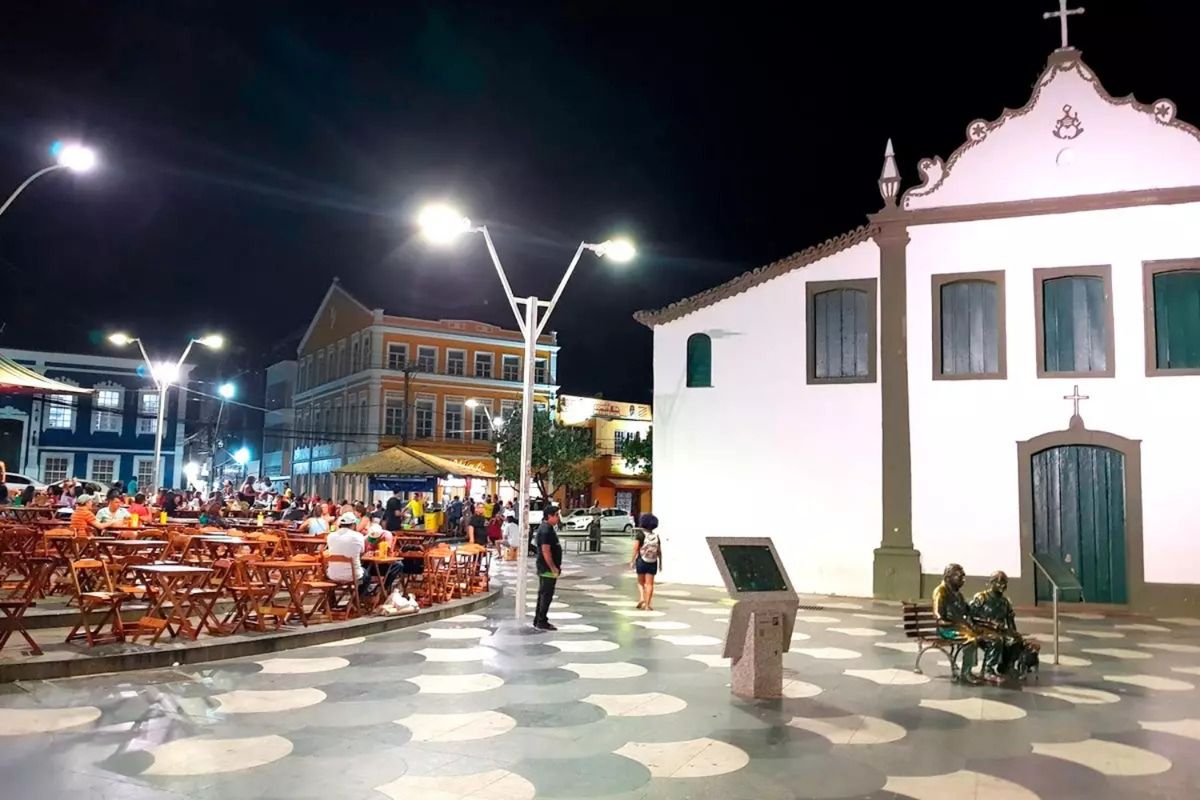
326,510,368,595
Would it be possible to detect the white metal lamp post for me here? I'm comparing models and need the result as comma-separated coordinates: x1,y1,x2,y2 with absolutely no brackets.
420,204,635,621
108,332,224,493
0,142,97,219
208,382,236,493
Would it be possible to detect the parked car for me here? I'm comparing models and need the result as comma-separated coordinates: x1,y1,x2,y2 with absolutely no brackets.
561,507,635,535
2,472,47,498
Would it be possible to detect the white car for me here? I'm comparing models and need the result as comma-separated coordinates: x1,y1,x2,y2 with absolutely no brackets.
561,508,636,535
3,472,47,498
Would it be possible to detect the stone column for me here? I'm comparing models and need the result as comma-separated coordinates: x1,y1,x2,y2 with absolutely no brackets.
872,215,922,600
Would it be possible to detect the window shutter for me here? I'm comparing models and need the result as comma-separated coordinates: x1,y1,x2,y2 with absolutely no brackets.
1043,276,1107,373
814,288,869,379
686,334,712,387
940,280,999,375
1153,270,1200,369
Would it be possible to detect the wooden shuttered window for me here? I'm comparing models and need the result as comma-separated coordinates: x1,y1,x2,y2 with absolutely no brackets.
1036,267,1114,378
686,333,712,388
1150,269,1200,371
934,274,1005,379
806,279,877,384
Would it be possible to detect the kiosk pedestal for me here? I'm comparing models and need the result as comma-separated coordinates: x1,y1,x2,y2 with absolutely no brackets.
707,538,799,700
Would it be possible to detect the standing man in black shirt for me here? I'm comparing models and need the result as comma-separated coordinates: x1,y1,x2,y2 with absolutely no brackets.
383,488,404,532
467,502,488,545
533,505,563,631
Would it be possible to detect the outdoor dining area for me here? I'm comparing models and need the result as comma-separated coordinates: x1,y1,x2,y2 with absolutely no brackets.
0,518,494,659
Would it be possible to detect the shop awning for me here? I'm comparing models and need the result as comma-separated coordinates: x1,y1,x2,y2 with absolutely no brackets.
0,353,93,395
333,445,496,479
601,476,652,490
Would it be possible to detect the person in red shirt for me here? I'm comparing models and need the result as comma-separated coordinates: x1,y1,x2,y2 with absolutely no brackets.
128,493,151,519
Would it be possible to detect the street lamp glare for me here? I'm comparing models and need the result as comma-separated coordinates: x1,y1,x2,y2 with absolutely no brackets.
107,332,133,347
417,203,472,244
465,399,479,408
56,143,97,173
232,447,251,466
154,361,180,385
218,382,236,400
196,334,224,350
597,238,637,264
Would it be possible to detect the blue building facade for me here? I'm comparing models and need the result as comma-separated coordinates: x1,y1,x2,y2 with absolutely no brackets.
0,349,193,490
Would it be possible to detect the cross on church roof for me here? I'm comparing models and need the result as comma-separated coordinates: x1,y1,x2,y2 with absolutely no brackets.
1044,0,1084,50
1064,384,1090,419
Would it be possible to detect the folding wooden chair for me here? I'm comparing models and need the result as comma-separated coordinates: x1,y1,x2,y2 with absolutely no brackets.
66,559,126,646
456,543,490,594
0,556,55,655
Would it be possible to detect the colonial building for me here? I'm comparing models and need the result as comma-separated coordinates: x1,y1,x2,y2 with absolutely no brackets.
638,38,1200,613
261,359,297,487
556,394,652,516
291,280,559,500
0,348,191,489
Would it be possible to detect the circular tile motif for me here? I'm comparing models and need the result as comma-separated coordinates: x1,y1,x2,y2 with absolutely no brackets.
548,639,620,653
394,710,517,742
213,688,326,714
920,698,1027,721
1031,738,1171,776
142,734,293,776
789,713,906,744
562,661,648,679
884,769,1038,799
1103,673,1194,691
408,673,505,694
1026,685,1121,705
632,620,690,630
423,627,490,640
686,654,731,669
255,657,348,674
614,737,750,778
790,647,862,660
843,668,930,686
0,706,101,736
415,646,494,663
376,769,535,800
781,679,823,698
582,692,688,717
313,636,365,647
655,634,722,647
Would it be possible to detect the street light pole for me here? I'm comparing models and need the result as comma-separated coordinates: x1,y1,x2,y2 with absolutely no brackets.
417,204,635,623
0,143,97,220
108,333,224,494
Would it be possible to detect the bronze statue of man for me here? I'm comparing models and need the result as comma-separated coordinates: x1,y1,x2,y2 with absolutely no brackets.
932,563,986,683
970,570,1038,679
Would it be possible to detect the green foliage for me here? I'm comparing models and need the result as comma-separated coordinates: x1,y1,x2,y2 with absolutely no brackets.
495,406,596,499
620,428,652,475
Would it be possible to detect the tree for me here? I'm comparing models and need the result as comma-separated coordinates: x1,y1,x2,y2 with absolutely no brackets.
620,428,652,475
495,406,595,500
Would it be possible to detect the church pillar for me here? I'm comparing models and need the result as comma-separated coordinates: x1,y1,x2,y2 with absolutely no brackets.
872,215,921,600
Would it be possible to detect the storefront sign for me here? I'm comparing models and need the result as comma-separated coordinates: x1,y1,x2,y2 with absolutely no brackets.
368,476,437,493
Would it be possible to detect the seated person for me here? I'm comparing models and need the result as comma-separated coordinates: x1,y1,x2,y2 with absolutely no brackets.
128,493,151,519
970,571,1039,679
932,563,998,684
326,511,368,594
70,495,117,537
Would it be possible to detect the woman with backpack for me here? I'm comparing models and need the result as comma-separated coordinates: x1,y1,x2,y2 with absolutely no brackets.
631,513,662,610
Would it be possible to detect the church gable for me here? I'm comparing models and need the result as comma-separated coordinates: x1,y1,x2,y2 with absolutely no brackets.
902,50,1200,210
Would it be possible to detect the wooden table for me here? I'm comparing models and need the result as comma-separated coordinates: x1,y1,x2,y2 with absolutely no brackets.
92,538,167,565
129,564,214,643
0,507,55,523
287,536,327,555
361,554,401,607
253,561,319,626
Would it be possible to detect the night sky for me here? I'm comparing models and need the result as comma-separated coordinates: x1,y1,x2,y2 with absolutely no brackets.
0,2,1190,403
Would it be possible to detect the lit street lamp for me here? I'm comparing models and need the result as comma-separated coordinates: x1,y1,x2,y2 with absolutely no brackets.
108,332,224,492
209,382,237,492
0,142,97,219
420,203,635,622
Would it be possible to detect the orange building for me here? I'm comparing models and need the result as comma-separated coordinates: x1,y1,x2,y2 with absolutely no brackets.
556,394,652,518
291,280,558,502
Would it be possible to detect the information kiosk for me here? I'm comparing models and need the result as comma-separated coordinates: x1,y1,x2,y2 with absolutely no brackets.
706,537,799,698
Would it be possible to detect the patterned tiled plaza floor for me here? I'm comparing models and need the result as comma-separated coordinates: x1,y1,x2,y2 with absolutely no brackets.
2,550,1200,799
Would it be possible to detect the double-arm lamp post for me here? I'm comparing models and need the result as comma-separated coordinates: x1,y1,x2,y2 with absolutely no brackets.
418,203,635,621
108,333,225,493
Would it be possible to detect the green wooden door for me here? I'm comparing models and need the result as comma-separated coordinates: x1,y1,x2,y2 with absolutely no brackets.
1031,445,1127,603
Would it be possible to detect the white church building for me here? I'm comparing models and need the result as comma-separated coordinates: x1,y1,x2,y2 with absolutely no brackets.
637,34,1200,613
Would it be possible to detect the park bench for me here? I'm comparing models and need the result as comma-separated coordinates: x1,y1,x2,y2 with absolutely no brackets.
902,601,965,679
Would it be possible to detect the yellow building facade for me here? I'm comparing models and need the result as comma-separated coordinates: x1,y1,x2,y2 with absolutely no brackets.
556,395,652,517
291,280,558,502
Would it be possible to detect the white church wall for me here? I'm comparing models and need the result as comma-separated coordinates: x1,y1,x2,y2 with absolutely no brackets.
652,240,882,597
907,202,1200,586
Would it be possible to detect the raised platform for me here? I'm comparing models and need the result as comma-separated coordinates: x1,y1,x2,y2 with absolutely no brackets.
0,588,501,683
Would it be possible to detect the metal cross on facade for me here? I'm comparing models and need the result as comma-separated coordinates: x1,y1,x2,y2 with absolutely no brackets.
1044,0,1084,49
1063,384,1090,417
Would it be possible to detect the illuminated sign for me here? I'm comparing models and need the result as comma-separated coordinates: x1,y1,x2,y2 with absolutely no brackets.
559,395,652,424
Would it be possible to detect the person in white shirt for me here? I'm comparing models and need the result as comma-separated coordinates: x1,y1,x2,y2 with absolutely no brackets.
502,514,521,551
95,497,132,526
325,511,366,592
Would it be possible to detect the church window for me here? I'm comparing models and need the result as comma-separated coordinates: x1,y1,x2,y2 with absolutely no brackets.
932,272,1006,379
1144,261,1200,374
686,333,711,387
1035,266,1114,378
806,279,877,384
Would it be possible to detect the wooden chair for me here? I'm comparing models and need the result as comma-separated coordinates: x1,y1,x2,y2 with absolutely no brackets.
219,555,284,634
903,601,964,678
66,559,126,646
418,546,455,606
314,554,361,621
455,544,490,595
0,556,55,655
